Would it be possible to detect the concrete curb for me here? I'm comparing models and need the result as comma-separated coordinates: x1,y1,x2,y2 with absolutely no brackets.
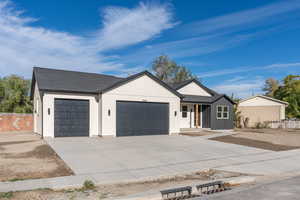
108,176,257,200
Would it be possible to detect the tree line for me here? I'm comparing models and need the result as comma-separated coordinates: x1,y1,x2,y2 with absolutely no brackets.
0,75,32,113
263,75,300,119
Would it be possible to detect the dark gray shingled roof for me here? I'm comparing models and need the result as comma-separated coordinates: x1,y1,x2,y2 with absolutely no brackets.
32,67,124,95
182,94,235,104
31,67,183,99
170,79,235,104
31,67,234,104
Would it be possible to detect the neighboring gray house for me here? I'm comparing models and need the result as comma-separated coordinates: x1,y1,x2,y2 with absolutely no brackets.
31,67,234,138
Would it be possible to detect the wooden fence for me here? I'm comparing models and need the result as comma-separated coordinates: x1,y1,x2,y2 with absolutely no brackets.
266,120,300,129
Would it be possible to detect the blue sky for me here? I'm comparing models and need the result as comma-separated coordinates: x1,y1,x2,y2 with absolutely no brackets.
0,0,300,97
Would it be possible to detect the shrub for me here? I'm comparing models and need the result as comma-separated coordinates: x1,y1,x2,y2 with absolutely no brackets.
243,117,249,128
82,180,95,190
254,122,270,129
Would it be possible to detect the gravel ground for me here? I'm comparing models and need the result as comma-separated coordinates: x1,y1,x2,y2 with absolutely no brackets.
210,128,300,151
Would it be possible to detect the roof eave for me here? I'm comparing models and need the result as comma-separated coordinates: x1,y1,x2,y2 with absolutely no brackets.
40,89,99,95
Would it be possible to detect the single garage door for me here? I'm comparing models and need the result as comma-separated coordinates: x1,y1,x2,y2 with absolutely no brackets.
54,99,89,137
116,101,169,136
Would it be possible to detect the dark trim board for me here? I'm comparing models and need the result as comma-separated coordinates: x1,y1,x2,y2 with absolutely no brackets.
116,101,169,137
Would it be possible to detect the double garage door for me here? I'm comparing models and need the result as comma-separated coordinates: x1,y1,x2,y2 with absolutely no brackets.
116,101,169,136
54,99,169,137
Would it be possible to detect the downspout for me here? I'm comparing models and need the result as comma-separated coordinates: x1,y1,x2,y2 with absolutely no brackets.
41,91,44,139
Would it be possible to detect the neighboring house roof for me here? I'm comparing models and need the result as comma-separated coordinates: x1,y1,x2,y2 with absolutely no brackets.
31,67,183,99
240,95,288,105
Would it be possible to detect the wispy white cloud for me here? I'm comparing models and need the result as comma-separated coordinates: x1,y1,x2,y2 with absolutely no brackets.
179,0,300,37
96,2,176,50
119,0,300,65
212,77,265,98
0,0,175,77
120,31,258,65
200,62,300,78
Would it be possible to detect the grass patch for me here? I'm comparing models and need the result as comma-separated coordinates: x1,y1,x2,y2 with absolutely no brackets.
0,192,13,199
7,178,26,182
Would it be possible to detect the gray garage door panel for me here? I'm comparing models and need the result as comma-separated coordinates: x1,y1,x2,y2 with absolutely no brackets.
54,99,89,137
116,101,169,136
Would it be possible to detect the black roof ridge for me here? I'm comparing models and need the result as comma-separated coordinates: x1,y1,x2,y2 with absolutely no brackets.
33,66,123,79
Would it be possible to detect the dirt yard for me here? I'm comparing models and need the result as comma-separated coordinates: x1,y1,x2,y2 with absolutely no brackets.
0,132,73,182
211,128,300,151
0,170,243,200
180,129,222,137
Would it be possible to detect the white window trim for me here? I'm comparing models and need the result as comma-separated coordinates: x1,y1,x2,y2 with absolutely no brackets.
216,105,229,120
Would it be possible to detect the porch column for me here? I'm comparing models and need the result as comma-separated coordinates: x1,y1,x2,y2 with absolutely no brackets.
195,104,199,128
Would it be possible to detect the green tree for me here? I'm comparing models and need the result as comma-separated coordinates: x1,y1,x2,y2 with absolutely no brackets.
173,66,196,83
0,80,4,102
231,94,242,128
274,75,300,118
0,75,32,113
152,55,197,83
262,78,279,97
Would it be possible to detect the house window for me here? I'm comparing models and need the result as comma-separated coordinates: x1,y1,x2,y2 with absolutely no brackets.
217,105,229,119
182,105,188,118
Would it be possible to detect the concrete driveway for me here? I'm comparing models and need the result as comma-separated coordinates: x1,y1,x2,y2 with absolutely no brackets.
46,135,300,184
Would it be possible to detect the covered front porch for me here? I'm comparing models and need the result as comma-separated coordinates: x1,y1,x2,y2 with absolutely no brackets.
180,103,211,129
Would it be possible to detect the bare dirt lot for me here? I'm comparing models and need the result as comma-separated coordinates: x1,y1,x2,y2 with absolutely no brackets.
0,132,73,182
0,170,243,200
180,129,222,137
211,128,300,151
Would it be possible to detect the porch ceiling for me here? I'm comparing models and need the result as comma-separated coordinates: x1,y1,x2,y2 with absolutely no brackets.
181,94,219,104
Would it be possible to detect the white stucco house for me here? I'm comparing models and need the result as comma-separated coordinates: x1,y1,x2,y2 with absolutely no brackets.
31,67,235,138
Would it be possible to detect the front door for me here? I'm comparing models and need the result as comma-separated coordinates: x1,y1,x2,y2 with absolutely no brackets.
202,105,211,128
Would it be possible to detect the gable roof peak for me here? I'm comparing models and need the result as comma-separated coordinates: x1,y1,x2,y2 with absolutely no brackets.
240,95,288,105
